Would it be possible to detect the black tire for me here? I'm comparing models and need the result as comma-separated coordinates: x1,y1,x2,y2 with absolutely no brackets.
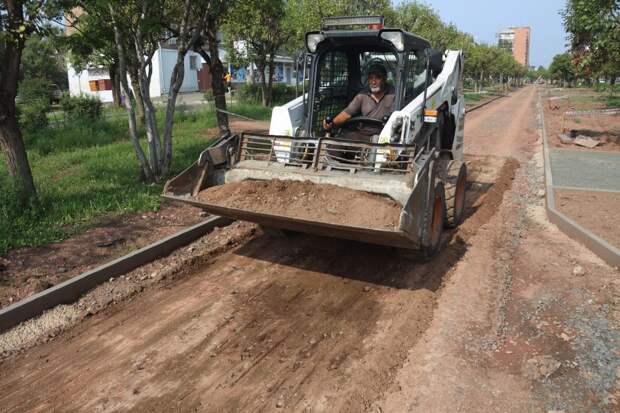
421,182,446,259
440,160,467,228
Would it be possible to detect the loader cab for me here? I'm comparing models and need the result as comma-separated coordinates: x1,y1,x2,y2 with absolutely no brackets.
302,16,436,138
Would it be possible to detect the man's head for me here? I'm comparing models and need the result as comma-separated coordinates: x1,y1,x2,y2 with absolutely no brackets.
367,63,387,93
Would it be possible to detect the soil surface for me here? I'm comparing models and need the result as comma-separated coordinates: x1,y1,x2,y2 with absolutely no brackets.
0,203,204,310
542,88,620,151
1,86,618,412
198,179,402,230
555,188,620,249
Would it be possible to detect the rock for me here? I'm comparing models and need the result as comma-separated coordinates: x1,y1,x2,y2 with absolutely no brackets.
199,211,208,217
97,238,125,248
150,271,157,279
522,355,561,380
363,286,371,292
133,360,145,370
57,266,67,273
572,265,585,277
276,395,284,409
537,189,546,198
558,134,573,144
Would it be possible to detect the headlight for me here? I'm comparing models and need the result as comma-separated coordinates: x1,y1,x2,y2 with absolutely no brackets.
380,31,404,52
306,33,325,53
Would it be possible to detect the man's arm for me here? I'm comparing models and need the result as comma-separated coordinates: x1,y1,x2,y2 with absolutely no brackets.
323,94,361,130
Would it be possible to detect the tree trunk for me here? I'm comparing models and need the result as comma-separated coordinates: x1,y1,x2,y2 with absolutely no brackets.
109,63,122,107
0,118,37,200
108,4,152,181
162,50,187,177
266,56,275,107
205,22,229,134
257,62,268,106
0,25,36,201
128,66,145,123
137,65,162,177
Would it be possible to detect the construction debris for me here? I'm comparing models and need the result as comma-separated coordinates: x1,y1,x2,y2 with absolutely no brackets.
573,136,600,148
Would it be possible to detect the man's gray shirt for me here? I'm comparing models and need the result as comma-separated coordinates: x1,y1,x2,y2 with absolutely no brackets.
343,85,396,119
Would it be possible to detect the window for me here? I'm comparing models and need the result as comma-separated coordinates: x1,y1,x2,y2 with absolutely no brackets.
189,55,197,70
89,79,112,92
402,51,427,106
313,51,350,133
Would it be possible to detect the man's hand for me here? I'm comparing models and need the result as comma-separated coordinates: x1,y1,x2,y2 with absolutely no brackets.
323,117,333,130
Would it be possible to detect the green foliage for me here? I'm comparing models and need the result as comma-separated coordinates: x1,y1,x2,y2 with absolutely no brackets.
237,83,296,105
549,53,576,85
224,0,292,105
20,31,68,89
18,76,53,102
603,95,620,108
18,98,51,132
284,0,393,53
60,93,103,121
16,77,54,131
562,0,620,80
394,2,473,51
0,102,269,253
204,89,214,102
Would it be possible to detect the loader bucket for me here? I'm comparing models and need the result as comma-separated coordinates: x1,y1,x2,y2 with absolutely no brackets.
163,133,431,250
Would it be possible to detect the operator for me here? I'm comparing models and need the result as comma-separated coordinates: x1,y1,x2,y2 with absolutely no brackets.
322,63,395,138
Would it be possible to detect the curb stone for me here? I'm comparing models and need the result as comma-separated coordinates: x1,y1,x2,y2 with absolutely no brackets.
537,91,620,268
0,215,231,333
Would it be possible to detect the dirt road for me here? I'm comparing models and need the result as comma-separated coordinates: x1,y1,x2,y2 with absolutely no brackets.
1,86,618,412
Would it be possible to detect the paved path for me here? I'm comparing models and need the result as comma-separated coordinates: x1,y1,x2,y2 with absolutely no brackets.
549,149,620,192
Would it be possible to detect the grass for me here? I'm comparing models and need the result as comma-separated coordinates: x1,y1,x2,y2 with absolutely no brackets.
603,95,620,109
0,102,271,254
464,93,484,104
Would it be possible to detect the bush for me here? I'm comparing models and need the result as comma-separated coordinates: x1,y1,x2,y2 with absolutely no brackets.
17,77,53,131
60,93,102,121
204,89,214,102
18,98,51,131
237,83,297,105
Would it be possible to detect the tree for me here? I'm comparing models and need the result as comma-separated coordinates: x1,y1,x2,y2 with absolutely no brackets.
225,0,292,106
0,0,67,201
548,53,576,87
562,0,620,84
190,3,231,134
65,8,123,107
76,0,232,181
21,30,67,89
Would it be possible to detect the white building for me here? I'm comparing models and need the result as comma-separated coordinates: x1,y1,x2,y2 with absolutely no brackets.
67,44,297,103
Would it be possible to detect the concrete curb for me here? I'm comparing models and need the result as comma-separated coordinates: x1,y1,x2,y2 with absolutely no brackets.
538,91,620,268
0,215,231,333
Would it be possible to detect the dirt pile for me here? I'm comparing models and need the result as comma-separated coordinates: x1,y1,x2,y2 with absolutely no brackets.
198,179,402,230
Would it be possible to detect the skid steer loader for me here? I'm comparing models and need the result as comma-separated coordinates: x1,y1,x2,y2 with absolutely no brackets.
163,16,467,257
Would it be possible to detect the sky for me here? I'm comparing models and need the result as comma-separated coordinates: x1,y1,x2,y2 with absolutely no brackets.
398,0,568,67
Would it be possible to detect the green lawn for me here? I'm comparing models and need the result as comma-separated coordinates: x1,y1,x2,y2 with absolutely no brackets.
464,92,484,104
0,103,271,254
